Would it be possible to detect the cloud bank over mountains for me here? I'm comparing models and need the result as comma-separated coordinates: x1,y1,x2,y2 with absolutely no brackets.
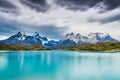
0,0,120,40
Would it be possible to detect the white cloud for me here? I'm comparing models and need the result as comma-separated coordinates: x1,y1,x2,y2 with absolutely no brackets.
0,0,120,40
0,36,8,40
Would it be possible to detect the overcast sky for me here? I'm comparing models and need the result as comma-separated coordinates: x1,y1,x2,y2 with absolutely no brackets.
0,0,120,40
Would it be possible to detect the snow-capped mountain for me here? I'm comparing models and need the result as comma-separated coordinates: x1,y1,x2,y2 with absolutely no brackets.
46,32,118,48
87,32,118,43
0,32,118,48
65,32,88,44
64,32,118,44
0,32,49,46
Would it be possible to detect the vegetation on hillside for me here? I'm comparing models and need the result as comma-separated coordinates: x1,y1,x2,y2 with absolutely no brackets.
0,42,120,52
0,44,49,50
60,42,120,52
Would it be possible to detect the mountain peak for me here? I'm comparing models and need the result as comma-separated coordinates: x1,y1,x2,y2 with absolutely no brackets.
65,32,83,38
16,31,22,36
16,31,26,36
17,31,22,34
9,31,26,41
76,33,82,38
33,32,40,37
70,32,74,35
65,32,75,39
65,32,84,43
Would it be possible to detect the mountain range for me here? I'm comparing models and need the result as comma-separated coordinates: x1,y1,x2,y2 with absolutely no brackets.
0,32,119,48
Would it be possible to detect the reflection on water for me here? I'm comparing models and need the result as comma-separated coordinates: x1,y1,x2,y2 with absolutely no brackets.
0,50,120,80
0,56,8,70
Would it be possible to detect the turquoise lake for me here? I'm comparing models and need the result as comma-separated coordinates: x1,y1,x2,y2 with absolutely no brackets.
0,50,120,80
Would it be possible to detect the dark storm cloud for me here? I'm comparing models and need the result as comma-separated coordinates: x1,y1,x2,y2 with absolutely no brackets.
56,0,120,11
88,14,120,24
33,25,67,39
104,0,120,10
55,0,120,23
0,0,18,13
0,0,120,12
20,0,49,12
0,0,49,12
56,0,102,10
0,0,16,9
0,18,22,36
26,0,46,4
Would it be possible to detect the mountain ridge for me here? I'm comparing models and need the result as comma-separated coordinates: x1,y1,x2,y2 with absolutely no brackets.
0,32,119,48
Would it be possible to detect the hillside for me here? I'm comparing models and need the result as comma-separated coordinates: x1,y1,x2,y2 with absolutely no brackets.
0,42,120,52
60,42,120,52
0,44,48,50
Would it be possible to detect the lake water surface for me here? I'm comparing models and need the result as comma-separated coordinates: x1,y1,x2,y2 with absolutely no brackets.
0,50,120,80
